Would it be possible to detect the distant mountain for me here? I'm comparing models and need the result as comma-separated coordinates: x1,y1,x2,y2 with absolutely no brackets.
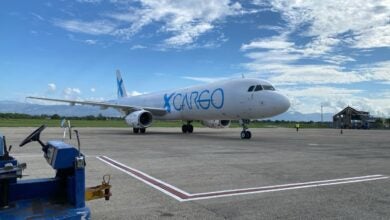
0,101,333,122
264,111,333,122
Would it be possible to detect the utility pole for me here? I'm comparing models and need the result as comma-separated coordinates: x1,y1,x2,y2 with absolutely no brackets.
321,104,323,123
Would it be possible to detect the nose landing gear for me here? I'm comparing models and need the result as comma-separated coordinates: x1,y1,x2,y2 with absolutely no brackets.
239,119,251,139
182,121,194,134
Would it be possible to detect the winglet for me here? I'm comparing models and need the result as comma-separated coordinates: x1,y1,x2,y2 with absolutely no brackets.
116,70,127,98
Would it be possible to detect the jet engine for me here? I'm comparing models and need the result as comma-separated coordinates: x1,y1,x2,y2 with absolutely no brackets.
201,120,231,129
125,110,153,128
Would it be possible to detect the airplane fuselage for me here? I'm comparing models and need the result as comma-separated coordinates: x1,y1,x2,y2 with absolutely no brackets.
114,78,290,121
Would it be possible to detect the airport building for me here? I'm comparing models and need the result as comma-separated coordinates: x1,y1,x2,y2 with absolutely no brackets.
333,106,372,129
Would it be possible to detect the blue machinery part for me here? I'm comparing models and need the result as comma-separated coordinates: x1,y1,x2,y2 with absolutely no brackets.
0,125,111,219
0,134,4,156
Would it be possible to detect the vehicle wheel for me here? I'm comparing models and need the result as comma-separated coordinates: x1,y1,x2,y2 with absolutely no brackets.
133,128,139,134
182,125,188,133
240,131,246,139
140,128,146,134
245,131,252,139
187,125,194,133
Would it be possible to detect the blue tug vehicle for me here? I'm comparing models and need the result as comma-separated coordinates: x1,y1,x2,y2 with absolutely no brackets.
0,125,111,219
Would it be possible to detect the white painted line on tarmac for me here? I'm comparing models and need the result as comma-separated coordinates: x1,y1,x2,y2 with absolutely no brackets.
97,156,389,202
96,156,189,202
189,174,385,196
98,156,189,196
12,154,98,158
11,154,42,158
185,176,389,201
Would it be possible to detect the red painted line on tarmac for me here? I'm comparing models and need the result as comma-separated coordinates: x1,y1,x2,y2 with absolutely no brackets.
97,156,389,201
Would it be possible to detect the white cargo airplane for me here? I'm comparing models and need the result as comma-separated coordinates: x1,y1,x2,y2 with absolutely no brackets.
27,71,290,139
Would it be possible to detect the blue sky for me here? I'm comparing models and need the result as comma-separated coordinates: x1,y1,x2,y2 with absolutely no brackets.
1,0,389,116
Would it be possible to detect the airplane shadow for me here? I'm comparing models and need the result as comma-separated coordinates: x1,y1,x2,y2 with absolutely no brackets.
79,128,246,141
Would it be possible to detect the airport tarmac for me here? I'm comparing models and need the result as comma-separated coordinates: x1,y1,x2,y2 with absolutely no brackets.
2,127,390,219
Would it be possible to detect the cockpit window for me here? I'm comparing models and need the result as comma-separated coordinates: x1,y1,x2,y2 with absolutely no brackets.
262,85,275,90
254,85,263,91
249,84,275,92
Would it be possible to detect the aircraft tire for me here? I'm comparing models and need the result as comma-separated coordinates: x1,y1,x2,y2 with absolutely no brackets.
182,125,188,133
133,128,140,134
240,131,246,139
240,131,252,139
140,128,146,134
188,125,194,133
245,131,252,139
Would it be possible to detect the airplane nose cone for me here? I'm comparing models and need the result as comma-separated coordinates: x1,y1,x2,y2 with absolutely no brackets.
275,93,290,114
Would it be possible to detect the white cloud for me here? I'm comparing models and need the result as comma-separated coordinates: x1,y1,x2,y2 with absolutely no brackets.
282,86,362,98
130,44,147,50
257,25,284,32
182,76,229,83
257,65,367,85
241,37,295,50
63,88,81,99
266,0,390,49
77,0,102,3
358,61,390,83
163,22,214,46
242,0,390,78
244,60,390,86
353,25,390,49
90,88,96,92
241,35,345,64
59,0,244,47
54,20,117,35
322,55,356,65
244,50,301,63
281,86,390,116
47,83,56,92
300,36,340,56
241,1,390,86
84,39,97,45
31,12,44,21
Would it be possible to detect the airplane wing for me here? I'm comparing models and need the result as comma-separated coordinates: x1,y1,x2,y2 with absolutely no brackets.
26,96,167,116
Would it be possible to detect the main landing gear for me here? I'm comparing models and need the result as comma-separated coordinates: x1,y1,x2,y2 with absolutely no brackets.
133,127,146,134
182,121,194,134
239,119,251,139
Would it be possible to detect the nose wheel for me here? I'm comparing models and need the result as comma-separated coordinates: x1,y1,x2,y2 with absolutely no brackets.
239,119,251,139
182,121,194,133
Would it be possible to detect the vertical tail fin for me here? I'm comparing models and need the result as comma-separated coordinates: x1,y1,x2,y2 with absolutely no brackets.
116,70,127,98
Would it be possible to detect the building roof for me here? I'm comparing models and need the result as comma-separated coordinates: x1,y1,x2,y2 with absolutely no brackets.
333,106,369,118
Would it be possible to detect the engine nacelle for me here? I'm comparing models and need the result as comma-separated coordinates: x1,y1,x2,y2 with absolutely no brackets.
125,110,153,128
201,120,231,129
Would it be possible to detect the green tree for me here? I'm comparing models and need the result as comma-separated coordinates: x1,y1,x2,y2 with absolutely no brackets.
51,114,61,119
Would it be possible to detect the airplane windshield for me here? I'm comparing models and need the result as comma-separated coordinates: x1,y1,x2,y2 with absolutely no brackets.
248,84,275,92
254,85,263,91
262,85,275,91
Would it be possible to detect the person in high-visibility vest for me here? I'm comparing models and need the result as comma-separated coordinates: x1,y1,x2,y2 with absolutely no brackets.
295,123,300,132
